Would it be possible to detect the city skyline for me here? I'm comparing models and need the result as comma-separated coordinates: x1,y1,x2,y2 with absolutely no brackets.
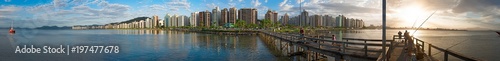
1,0,500,30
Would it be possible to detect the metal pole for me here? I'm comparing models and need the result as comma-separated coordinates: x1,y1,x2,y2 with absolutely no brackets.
382,0,387,60
299,0,302,27
428,44,432,56
444,52,449,61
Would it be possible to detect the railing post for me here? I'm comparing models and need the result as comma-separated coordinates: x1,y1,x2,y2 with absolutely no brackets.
392,35,395,42
319,39,321,49
444,51,449,61
421,41,424,51
428,44,432,56
416,39,420,51
364,40,368,56
346,40,349,47
343,40,346,53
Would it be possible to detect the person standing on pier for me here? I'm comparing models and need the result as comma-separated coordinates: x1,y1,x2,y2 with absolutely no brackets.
332,35,336,41
332,35,337,45
398,31,402,39
300,28,304,38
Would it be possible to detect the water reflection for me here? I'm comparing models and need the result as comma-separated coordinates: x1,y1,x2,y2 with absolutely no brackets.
115,29,164,35
0,29,280,61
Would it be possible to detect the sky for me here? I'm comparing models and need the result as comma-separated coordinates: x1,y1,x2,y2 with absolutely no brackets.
0,0,499,30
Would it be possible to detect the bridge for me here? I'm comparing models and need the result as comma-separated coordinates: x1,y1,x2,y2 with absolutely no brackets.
258,31,480,61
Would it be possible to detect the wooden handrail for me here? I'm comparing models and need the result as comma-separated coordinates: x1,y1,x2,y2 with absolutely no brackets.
261,31,387,58
429,44,479,61
391,35,480,61
278,34,392,46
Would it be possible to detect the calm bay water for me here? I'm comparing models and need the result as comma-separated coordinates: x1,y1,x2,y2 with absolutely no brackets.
0,29,286,61
0,29,498,61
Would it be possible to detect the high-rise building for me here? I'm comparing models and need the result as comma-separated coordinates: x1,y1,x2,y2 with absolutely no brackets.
172,15,178,27
313,15,322,27
344,18,351,28
190,12,198,27
359,19,365,28
309,15,314,26
281,13,289,26
300,10,308,26
273,12,278,23
146,18,151,28
265,10,278,23
177,15,187,26
238,8,258,24
169,15,175,27
184,16,190,26
211,7,220,26
221,8,228,26
229,7,237,24
153,15,159,28
335,15,346,27
164,14,171,27
322,15,331,27
198,10,211,27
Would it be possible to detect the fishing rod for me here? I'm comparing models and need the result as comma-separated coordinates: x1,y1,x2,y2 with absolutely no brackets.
411,8,428,29
411,16,421,29
412,11,437,36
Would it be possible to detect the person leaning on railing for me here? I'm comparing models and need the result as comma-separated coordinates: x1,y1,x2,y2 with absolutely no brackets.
404,30,415,57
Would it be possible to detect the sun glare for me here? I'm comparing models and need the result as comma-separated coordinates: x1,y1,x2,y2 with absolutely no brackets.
394,5,429,27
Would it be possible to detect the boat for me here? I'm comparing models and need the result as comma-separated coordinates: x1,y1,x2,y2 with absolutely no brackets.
9,20,15,33
9,28,15,33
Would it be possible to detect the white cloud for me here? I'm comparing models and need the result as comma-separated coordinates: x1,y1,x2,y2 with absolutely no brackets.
52,0,70,9
279,3,294,12
265,0,268,3
149,4,167,11
228,3,236,7
252,0,261,8
256,6,268,19
277,0,383,27
384,0,500,30
166,0,191,11
0,5,22,18
0,5,21,13
206,3,218,9
21,0,132,27
278,0,294,13
239,0,243,2
4,0,11,2
279,0,288,6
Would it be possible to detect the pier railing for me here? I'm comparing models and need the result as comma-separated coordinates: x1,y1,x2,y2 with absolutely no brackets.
392,35,480,61
262,31,393,59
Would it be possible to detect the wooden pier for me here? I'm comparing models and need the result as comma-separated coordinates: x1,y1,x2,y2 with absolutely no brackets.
388,35,480,61
259,31,393,61
258,31,480,61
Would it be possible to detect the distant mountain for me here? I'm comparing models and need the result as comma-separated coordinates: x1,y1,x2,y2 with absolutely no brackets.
35,26,71,30
120,17,149,23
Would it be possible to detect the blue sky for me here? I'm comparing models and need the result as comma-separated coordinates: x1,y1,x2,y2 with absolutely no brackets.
0,0,314,28
0,0,499,30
